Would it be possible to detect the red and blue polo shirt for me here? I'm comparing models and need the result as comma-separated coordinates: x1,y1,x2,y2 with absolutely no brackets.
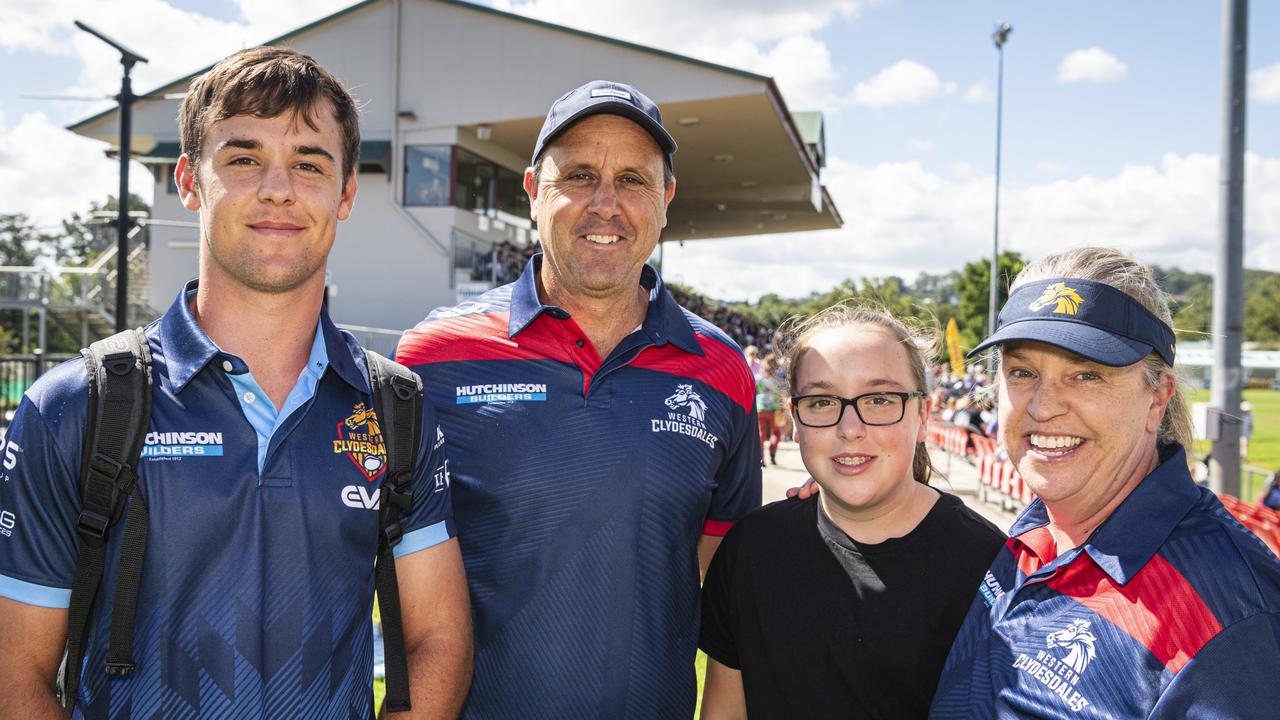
930,444,1280,719
397,256,761,719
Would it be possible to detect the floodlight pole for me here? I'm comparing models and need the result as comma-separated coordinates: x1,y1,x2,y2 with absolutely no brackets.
75,20,148,332
1210,0,1247,496
987,23,1011,376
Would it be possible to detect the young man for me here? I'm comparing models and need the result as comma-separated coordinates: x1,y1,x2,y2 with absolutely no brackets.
397,80,761,718
0,47,470,719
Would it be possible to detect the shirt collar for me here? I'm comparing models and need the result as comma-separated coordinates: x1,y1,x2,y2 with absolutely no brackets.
1009,443,1200,585
158,278,370,395
507,253,702,356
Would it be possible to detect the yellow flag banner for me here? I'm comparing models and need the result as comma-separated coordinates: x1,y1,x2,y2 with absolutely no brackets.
945,317,964,378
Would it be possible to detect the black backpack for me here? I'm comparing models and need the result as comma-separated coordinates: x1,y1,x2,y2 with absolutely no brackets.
60,328,423,715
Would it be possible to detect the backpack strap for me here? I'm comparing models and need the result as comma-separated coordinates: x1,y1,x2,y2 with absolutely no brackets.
364,349,422,714
62,328,152,712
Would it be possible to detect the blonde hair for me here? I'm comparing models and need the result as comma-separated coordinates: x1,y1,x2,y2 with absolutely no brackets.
1004,247,1193,456
776,301,940,485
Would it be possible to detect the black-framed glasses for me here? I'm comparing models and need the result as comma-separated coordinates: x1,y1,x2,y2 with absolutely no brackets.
790,391,926,428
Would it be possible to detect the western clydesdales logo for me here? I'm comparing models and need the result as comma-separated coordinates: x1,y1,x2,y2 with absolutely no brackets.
334,402,387,481
1046,619,1097,674
652,383,719,450
664,384,708,421
1010,618,1096,713
1029,282,1085,315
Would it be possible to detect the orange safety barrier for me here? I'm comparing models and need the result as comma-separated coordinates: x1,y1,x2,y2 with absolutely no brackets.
926,422,971,457
930,423,1037,512
1219,494,1280,557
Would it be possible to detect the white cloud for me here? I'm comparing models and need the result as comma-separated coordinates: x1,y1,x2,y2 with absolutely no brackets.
1250,62,1280,104
853,60,956,109
1035,161,1069,175
0,112,154,226
1057,47,1127,84
3,0,355,117
493,0,867,110
751,35,841,110
964,82,993,104
494,0,864,49
909,138,932,151
663,152,1280,301
0,0,355,228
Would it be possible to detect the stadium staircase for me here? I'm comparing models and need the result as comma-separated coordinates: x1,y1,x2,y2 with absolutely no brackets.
0,233,158,350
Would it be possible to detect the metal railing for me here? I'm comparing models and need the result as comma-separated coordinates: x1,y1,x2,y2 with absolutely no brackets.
1242,464,1273,503
0,266,110,310
0,354,78,419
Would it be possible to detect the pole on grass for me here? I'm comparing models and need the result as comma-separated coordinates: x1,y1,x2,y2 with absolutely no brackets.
1209,0,1247,497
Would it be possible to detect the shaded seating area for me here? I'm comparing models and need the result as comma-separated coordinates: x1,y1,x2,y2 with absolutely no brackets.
1219,494,1280,556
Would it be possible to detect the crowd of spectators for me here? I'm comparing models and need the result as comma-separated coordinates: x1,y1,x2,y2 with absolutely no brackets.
667,286,774,350
486,241,538,284
930,367,996,440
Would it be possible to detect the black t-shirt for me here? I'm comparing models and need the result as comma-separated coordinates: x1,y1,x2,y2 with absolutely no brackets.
699,491,1006,719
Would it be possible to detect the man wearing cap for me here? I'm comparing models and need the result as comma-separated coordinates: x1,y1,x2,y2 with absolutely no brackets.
930,247,1280,719
396,81,761,717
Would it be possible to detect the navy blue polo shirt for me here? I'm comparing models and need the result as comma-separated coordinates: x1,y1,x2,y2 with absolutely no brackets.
0,280,455,719
930,444,1280,719
397,256,761,719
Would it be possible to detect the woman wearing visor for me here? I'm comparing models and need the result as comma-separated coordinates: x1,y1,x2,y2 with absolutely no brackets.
930,248,1280,719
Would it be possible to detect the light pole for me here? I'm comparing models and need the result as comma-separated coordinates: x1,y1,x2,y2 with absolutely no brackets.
75,20,148,332
1210,0,1248,496
987,22,1011,376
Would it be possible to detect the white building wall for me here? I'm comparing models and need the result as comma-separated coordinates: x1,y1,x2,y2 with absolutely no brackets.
325,172,455,333
79,0,770,334
285,1,396,136
397,1,763,128
147,173,200,312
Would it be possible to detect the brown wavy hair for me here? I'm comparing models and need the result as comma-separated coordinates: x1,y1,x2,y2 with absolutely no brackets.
775,300,941,485
179,46,360,181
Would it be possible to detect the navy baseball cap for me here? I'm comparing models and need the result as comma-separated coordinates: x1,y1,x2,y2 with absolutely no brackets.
967,278,1177,367
532,80,677,170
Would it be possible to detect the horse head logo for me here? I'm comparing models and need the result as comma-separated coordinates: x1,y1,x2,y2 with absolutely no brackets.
664,384,707,422
1046,619,1097,674
1029,282,1085,315
344,402,381,437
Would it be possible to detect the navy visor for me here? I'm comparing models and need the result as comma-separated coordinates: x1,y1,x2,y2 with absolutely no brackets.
967,278,1176,367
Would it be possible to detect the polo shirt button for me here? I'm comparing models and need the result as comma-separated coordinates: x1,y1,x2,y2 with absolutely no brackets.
243,392,256,404
575,339,585,348
222,360,234,372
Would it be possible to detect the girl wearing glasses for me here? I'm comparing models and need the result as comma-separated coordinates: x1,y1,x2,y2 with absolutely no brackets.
699,303,1005,719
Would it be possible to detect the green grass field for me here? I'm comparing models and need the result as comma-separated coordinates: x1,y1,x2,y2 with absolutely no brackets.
1184,387,1278,499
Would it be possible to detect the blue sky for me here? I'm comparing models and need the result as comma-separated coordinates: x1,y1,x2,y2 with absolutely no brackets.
818,1,1277,179
2,0,1278,301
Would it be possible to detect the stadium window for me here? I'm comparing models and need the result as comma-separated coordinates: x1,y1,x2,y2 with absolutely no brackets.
405,145,528,217
404,145,453,206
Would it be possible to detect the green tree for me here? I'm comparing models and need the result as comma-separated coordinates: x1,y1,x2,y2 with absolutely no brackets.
1169,281,1211,342
955,251,1025,348
0,213,46,266
58,193,150,267
1246,273,1280,344
0,214,55,352
909,270,961,305
1151,265,1211,296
